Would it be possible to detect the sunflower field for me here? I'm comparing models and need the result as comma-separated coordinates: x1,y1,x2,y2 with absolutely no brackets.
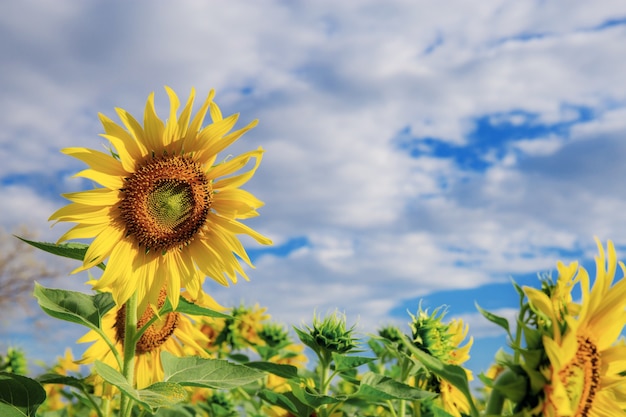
2,88,626,417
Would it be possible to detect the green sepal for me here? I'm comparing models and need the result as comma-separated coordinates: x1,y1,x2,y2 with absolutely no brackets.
161,351,264,389
401,334,479,417
94,361,187,411
354,371,434,401
475,302,511,338
16,238,105,270
0,372,46,417
292,326,319,355
34,283,115,330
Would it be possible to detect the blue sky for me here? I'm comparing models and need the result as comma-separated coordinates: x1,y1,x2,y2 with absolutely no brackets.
1,1,626,378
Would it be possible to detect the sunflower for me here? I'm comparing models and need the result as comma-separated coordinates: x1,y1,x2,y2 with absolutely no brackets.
49,87,272,311
437,318,473,417
78,289,213,389
524,240,626,416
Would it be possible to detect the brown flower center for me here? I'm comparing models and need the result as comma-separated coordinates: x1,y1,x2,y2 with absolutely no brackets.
115,290,180,354
559,335,601,416
120,155,211,252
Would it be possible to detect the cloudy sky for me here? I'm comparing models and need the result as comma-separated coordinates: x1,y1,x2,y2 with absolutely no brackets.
2,0,626,376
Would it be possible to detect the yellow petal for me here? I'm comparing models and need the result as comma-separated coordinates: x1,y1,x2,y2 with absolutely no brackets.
62,188,121,206
62,147,126,177
143,92,165,152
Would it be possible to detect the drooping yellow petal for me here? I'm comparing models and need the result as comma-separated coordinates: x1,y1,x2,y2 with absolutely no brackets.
210,214,272,245
77,223,125,271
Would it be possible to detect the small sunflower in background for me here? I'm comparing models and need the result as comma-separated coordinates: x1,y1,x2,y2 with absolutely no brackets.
49,87,272,312
524,240,626,416
78,289,213,389
408,307,473,417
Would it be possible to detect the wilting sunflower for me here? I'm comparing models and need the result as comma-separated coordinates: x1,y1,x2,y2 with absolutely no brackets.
79,289,212,389
49,87,272,311
524,240,626,416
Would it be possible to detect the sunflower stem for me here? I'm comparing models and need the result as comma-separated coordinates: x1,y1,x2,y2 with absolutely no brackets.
485,369,516,415
120,292,138,417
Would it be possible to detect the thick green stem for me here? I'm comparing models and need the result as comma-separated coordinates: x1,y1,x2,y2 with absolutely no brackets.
485,369,518,415
317,351,332,417
119,293,138,417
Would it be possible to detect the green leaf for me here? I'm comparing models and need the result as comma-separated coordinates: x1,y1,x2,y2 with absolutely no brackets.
94,361,187,411
257,390,299,414
401,335,480,417
34,283,115,330
331,353,375,371
153,405,197,417
161,351,264,389
37,373,91,392
161,297,230,319
0,372,46,417
491,368,528,403
475,302,511,338
16,238,105,270
292,326,318,354
245,361,299,379
258,389,315,417
94,361,136,399
138,382,189,409
289,382,342,408
355,372,434,401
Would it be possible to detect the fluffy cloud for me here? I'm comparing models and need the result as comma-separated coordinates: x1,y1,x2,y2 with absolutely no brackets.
2,1,626,370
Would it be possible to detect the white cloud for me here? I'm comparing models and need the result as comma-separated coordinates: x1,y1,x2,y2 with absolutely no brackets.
1,1,626,371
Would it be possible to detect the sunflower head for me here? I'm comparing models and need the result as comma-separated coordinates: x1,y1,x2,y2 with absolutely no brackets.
49,87,272,313
489,240,626,416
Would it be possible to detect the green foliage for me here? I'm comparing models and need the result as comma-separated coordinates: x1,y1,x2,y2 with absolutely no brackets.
355,372,434,401
161,351,265,389
17,238,105,270
0,348,28,375
95,360,188,412
34,283,115,330
0,372,46,417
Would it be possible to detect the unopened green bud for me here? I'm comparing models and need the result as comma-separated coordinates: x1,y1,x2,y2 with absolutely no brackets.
258,322,290,348
296,311,358,356
408,306,454,362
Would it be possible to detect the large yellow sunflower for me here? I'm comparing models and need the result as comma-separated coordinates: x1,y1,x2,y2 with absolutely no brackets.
524,240,626,416
78,289,213,390
49,87,272,311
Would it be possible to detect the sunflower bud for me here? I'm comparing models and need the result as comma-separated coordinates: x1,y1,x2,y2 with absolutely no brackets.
295,311,358,359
